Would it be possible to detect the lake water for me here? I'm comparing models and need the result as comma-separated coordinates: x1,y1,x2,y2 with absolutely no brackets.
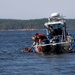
0,30,75,75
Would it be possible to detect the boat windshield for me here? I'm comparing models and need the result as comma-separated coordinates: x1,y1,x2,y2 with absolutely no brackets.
51,24,63,29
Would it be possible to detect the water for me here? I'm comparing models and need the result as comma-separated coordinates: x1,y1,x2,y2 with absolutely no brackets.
0,30,75,75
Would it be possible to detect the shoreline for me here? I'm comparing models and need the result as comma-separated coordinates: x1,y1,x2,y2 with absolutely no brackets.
0,28,75,31
0,29,45,31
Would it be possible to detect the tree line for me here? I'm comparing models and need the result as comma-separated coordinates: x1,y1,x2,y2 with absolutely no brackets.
0,18,75,30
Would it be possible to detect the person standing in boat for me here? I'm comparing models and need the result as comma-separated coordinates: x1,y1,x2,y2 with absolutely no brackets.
34,33,47,44
31,36,36,46
49,26,54,39
32,33,50,53
48,25,55,39
66,33,73,43
66,33,73,52
46,28,50,40
31,35,40,52
35,33,50,53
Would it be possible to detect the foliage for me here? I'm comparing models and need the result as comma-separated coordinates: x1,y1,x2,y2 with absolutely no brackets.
0,18,75,30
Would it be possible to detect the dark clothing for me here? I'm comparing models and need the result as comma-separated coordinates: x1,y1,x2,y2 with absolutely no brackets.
35,38,39,43
57,28,62,35
39,35,47,41
38,33,47,41
54,29,58,36
50,30,55,39
35,33,47,44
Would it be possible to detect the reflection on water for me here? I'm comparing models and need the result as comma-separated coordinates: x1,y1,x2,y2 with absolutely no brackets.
0,30,75,75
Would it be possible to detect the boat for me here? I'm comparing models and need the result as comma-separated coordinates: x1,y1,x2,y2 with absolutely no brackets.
24,13,75,54
44,13,69,54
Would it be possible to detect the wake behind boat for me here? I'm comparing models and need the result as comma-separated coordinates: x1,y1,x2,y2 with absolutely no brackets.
24,13,75,54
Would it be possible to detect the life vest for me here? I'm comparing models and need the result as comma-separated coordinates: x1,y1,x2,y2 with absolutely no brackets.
34,33,45,43
39,33,45,37
39,33,47,41
38,46,42,52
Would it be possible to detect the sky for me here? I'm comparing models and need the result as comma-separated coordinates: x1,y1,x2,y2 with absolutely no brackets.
0,0,75,20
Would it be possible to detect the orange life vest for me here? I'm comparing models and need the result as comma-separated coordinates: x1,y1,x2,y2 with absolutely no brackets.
38,46,42,52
